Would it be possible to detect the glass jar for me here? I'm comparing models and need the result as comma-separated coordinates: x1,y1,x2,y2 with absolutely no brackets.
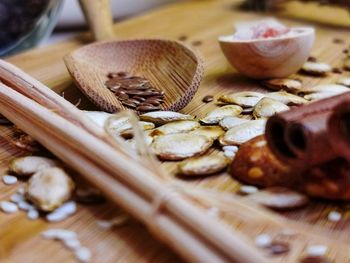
0,0,63,57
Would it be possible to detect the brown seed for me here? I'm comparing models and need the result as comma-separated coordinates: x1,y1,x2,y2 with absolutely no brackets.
270,241,290,255
136,105,161,112
126,98,141,105
333,38,344,44
117,93,129,100
202,95,214,103
107,72,119,79
122,101,137,108
307,56,317,62
124,89,148,96
133,96,146,102
144,100,160,106
343,49,349,54
299,256,332,263
192,40,202,46
332,67,342,74
178,35,188,41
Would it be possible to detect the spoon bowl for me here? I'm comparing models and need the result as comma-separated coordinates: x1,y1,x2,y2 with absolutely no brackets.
64,39,203,113
218,27,315,79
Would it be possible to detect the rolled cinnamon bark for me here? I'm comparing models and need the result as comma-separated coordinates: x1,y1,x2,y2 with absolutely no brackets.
266,92,350,168
328,100,350,162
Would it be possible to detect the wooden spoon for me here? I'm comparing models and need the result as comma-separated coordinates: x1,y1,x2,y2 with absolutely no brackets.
64,0,203,113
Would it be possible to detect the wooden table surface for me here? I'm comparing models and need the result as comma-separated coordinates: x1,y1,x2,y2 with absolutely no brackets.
1,0,350,262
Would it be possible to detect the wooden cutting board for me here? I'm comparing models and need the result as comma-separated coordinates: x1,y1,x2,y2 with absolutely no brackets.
1,0,350,262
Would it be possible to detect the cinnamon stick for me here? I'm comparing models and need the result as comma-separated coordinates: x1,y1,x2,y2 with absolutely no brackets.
266,92,350,168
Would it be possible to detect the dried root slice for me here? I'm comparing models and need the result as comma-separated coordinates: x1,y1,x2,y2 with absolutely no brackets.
200,105,243,124
9,156,59,177
218,91,265,108
152,133,213,161
83,111,112,128
189,126,225,141
337,77,350,87
262,78,302,93
178,153,229,176
246,187,309,210
219,116,250,130
153,120,200,135
301,61,331,76
265,91,308,105
26,167,75,212
253,98,289,119
220,119,266,146
139,111,194,125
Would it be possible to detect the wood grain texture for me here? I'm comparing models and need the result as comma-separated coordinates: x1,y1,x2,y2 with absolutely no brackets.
64,39,203,112
1,0,350,262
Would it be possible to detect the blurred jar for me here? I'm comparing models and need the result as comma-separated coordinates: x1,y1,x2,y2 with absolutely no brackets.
0,0,63,57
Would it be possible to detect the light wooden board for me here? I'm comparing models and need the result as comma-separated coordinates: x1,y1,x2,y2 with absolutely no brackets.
1,0,350,262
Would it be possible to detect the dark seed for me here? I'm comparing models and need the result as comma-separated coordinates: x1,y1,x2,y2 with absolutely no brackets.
133,96,146,102
124,90,147,96
333,38,344,44
125,98,141,105
178,35,188,41
136,105,161,112
343,49,349,54
118,93,129,100
116,71,129,78
307,56,317,62
122,101,137,108
192,40,202,46
107,72,119,78
332,67,342,74
138,102,154,107
144,99,160,106
202,95,214,103
270,241,290,255
299,256,332,263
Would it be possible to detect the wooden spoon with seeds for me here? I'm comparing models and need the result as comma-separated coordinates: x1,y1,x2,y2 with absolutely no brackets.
64,0,203,113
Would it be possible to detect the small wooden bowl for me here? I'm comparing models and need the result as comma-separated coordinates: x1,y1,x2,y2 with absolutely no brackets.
218,27,315,79
64,39,203,113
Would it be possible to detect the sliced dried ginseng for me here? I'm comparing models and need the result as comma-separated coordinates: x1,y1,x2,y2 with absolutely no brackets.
301,61,331,75
200,105,243,124
178,153,229,176
218,91,265,108
246,187,309,210
337,77,350,87
152,133,213,161
9,156,59,177
26,167,75,212
153,120,200,135
220,119,266,146
262,78,302,93
219,116,250,130
189,126,225,141
253,98,289,119
139,111,194,125
266,91,308,105
83,111,111,128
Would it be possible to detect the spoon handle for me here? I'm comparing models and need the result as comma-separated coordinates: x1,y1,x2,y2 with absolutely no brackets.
78,0,115,41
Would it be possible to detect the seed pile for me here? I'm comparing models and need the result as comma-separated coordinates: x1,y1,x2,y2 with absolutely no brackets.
105,71,165,112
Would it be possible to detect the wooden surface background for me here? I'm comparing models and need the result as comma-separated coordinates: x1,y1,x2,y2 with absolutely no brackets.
1,0,350,262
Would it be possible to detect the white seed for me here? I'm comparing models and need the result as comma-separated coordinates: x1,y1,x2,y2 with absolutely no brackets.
63,238,81,250
139,111,194,125
46,211,69,222
2,175,17,185
0,201,18,213
27,209,39,220
17,186,25,194
189,126,225,141
239,185,258,195
266,91,308,105
253,98,289,119
306,245,328,256
75,247,92,263
83,111,112,128
262,78,302,93
42,229,77,240
18,200,35,211
153,120,200,135
97,214,129,230
255,234,272,248
219,116,250,130
46,201,77,222
223,150,236,160
327,211,342,222
10,193,24,203
218,91,265,108
200,105,243,124
301,61,331,75
9,156,59,176
27,167,75,212
222,145,238,152
337,77,350,87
